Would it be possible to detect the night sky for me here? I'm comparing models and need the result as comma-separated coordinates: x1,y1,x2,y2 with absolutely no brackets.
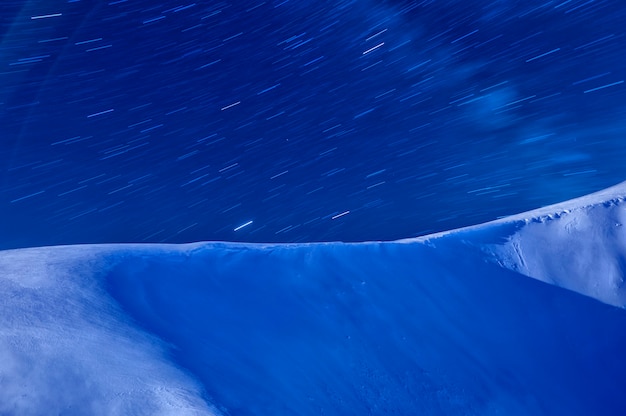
1,0,625,249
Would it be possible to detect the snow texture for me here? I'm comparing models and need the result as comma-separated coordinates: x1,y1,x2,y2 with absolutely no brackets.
2,182,626,415
412,180,626,307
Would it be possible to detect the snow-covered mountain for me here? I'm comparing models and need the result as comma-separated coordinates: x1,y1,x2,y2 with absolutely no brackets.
2,182,626,415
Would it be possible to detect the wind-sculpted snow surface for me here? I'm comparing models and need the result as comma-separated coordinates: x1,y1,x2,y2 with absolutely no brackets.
412,180,626,307
2,183,626,415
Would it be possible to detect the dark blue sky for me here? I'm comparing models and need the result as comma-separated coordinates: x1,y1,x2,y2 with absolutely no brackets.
1,0,625,249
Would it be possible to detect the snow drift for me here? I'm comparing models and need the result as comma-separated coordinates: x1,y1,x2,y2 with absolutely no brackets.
2,182,626,415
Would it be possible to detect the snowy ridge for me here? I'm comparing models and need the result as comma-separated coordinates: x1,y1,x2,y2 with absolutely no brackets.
2,182,626,414
408,180,626,241
488,196,626,308
408,181,626,307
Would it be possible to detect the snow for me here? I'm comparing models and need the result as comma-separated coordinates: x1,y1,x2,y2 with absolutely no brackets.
0,245,217,416
411,180,626,307
2,182,626,415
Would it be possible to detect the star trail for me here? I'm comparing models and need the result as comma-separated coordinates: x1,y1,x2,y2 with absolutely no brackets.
1,0,625,249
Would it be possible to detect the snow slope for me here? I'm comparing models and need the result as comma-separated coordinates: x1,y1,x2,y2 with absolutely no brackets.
2,182,626,415
411,180,626,307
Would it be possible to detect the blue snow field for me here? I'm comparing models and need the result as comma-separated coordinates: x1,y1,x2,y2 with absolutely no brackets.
2,183,626,415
